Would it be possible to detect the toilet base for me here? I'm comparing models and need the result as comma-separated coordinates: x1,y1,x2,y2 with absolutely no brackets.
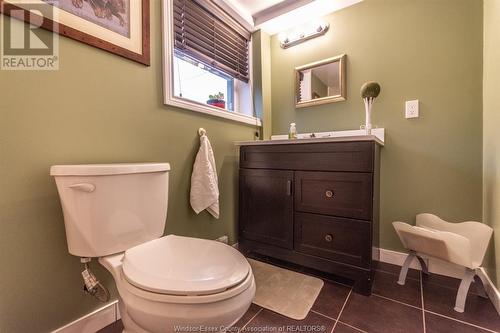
118,280,255,333
118,297,150,333
117,283,255,333
119,299,250,333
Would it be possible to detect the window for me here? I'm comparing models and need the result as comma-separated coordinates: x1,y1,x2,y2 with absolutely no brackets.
173,52,235,111
162,0,260,126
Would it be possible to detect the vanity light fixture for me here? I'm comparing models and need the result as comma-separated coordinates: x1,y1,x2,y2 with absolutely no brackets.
279,21,330,49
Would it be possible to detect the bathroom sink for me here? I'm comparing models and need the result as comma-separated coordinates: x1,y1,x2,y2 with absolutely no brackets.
272,128,384,141
235,128,385,146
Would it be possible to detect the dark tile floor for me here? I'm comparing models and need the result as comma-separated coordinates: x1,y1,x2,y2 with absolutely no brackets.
99,261,500,333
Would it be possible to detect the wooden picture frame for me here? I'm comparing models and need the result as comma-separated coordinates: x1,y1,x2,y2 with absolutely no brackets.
295,54,346,108
0,0,150,65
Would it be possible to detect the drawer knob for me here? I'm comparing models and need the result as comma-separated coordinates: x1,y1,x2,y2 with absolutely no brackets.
325,190,334,198
325,234,333,242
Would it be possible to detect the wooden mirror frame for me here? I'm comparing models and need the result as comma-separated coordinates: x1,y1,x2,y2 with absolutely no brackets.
295,54,346,108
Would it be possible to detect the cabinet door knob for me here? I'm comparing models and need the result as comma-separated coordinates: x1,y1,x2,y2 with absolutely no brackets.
325,190,334,198
325,234,333,242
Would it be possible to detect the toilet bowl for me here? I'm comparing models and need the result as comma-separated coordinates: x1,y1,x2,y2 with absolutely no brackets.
100,235,255,333
50,163,255,333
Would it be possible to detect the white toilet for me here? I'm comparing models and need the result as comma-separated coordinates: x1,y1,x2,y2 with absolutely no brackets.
50,163,255,333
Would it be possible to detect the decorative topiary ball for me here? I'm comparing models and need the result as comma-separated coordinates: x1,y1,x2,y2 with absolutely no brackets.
360,82,381,99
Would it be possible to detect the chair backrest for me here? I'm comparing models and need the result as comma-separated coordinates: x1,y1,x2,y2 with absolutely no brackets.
393,221,449,260
416,213,493,267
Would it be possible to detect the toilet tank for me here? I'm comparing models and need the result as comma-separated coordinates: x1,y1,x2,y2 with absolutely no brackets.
50,163,170,257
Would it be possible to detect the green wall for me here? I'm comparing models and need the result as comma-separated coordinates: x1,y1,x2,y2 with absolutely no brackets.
0,2,257,331
252,30,273,139
483,0,500,287
0,0,490,331
269,0,484,251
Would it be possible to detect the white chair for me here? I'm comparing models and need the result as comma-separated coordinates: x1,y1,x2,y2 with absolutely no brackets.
393,213,493,313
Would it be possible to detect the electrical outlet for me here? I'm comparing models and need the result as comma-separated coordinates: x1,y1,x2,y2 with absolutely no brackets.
405,100,419,119
215,235,229,244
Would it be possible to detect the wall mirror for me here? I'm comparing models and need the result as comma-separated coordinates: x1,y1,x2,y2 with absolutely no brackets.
295,54,346,108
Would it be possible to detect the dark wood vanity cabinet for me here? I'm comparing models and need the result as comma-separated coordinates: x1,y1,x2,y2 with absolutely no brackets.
238,140,381,295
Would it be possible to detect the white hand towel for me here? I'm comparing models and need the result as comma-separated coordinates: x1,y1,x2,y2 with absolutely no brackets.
190,134,220,219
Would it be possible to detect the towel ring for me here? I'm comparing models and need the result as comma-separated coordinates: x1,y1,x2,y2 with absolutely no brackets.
198,128,207,136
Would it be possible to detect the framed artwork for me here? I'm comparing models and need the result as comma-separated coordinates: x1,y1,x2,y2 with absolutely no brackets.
0,0,150,65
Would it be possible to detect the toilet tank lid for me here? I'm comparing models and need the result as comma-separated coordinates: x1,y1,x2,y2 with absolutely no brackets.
50,163,171,176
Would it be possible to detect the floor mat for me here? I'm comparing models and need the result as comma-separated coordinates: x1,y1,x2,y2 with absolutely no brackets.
248,258,324,320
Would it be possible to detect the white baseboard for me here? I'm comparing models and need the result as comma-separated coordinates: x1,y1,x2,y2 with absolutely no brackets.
376,247,426,271
477,267,500,315
377,247,500,315
376,247,467,278
51,300,119,333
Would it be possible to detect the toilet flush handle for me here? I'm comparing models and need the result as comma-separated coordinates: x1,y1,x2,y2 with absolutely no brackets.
69,183,96,193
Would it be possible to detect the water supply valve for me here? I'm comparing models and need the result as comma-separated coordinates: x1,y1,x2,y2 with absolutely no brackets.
82,267,99,292
80,258,110,302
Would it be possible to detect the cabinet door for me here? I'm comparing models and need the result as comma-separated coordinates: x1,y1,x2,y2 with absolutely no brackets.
239,169,294,249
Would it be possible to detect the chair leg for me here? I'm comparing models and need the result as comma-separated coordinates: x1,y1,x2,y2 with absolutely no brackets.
398,251,416,285
416,255,429,276
454,268,475,313
474,272,489,299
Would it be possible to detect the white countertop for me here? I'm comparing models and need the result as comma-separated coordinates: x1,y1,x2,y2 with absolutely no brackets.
235,135,384,146
235,129,385,146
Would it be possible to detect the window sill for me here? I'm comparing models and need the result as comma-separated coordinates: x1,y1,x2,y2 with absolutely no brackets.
166,96,262,127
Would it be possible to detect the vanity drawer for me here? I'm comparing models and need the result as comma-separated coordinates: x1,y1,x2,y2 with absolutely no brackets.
294,212,371,268
240,142,374,172
295,171,373,220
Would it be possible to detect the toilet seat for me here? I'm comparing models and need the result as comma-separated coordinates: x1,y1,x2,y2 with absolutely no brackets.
122,235,250,296
120,265,255,304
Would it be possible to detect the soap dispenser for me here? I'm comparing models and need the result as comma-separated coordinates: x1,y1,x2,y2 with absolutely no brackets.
288,123,297,139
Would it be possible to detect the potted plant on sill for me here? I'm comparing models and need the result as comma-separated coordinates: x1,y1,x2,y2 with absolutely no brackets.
207,92,225,109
